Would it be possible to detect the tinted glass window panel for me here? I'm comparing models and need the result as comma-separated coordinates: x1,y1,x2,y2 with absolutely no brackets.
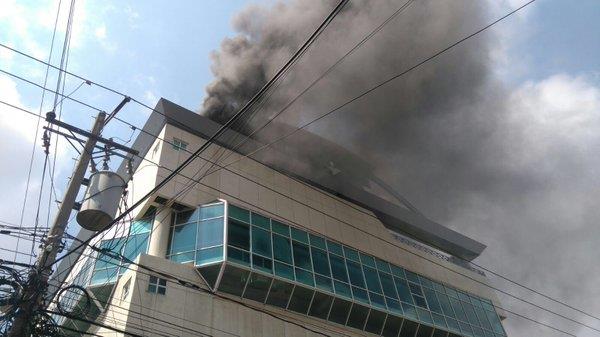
417,307,434,324
379,272,398,299
432,313,447,328
196,246,223,266
266,279,294,309
250,212,270,230
288,286,314,314
438,292,456,318
326,240,343,256
472,326,485,337
365,310,386,335
197,218,224,249
352,286,370,304
343,246,360,262
446,317,461,333
424,288,443,314
328,298,352,325
229,205,249,222
218,265,249,297
227,246,250,266
175,210,195,224
315,274,333,293
405,271,420,284
346,304,370,330
171,223,196,254
386,297,403,315
382,315,403,337
409,282,424,296
243,273,272,303
432,329,449,337
475,306,493,331
369,292,387,310
122,233,149,264
395,278,414,304
346,260,366,288
292,242,312,270
290,227,309,243
375,258,392,273
274,261,294,281
391,265,406,279
414,295,428,309
329,254,349,283
333,280,352,299
463,301,481,326
272,234,292,264
227,220,249,251
252,254,272,274
416,324,434,337
311,248,330,277
458,291,472,303
399,320,418,337
402,302,418,320
308,292,333,320
200,203,224,219
485,310,505,334
309,234,327,250
271,220,289,237
459,321,473,336
359,253,376,268
251,227,272,258
363,266,382,294
295,268,314,287
170,252,195,263
450,297,468,322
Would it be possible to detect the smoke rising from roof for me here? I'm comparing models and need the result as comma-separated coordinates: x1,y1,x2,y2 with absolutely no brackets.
199,1,600,335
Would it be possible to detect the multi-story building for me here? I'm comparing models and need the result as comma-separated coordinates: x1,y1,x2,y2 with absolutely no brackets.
51,99,507,337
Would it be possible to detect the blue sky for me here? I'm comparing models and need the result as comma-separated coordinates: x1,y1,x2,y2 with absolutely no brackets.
0,1,599,336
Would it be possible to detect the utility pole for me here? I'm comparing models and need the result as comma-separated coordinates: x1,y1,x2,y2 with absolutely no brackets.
8,111,106,336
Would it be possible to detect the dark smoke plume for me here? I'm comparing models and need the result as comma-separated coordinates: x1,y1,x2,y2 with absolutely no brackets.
200,1,600,336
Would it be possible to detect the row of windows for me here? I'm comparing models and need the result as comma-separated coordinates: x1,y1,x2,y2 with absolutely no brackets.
221,204,506,337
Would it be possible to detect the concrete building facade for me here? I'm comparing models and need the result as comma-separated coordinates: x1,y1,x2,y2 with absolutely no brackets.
52,99,507,337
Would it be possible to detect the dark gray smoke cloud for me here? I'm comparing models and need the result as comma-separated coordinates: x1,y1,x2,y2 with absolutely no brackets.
200,1,600,335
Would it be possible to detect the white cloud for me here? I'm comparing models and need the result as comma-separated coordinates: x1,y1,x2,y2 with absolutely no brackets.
144,90,158,106
94,24,107,40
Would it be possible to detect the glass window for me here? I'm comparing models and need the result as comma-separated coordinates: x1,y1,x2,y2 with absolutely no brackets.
227,220,249,251
369,292,386,310
463,301,481,326
416,324,434,337
360,253,376,268
485,309,505,334
438,292,456,318
251,227,272,258
175,209,195,224
417,308,433,324
295,267,314,286
266,279,294,309
243,273,271,303
122,233,149,265
365,310,386,335
196,246,223,266
326,240,343,256
343,246,360,262
432,313,447,328
391,265,406,279
315,274,333,293
433,281,446,293
274,261,294,281
420,276,434,289
288,286,314,314
382,315,403,337
450,297,468,322
399,319,418,337
363,266,383,294
401,302,418,320
308,292,333,320
170,252,195,264
346,260,366,288
328,298,352,325
292,242,312,271
229,205,249,222
252,254,272,274
333,280,352,299
170,223,197,254
329,254,349,283
251,213,270,230
405,270,420,284
346,304,369,330
394,278,414,304
413,295,428,309
148,275,167,295
271,220,289,236
218,265,250,297
446,317,461,333
375,258,392,274
227,247,250,266
386,297,403,315
197,218,224,249
309,234,327,250
311,248,330,277
272,234,293,264
379,272,398,299
475,306,493,331
352,286,370,304
130,218,152,234
424,288,443,314
199,203,224,219
172,137,188,151
290,227,309,243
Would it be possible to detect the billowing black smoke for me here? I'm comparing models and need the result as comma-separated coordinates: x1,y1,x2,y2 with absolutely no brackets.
200,1,600,336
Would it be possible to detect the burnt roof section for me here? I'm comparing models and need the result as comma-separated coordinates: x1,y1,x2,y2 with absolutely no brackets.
119,98,486,260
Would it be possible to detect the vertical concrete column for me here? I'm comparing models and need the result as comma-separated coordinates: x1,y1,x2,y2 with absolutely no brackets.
147,208,171,257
